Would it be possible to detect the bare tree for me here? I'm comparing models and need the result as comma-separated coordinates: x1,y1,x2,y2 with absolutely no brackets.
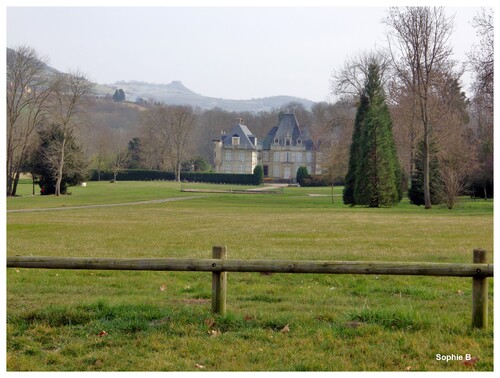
141,105,196,181
85,123,114,181
467,8,493,199
165,106,196,181
431,72,475,209
331,50,391,99
6,46,54,196
110,147,131,182
140,105,172,170
468,8,494,100
109,130,131,182
48,71,94,195
317,100,356,185
385,7,455,209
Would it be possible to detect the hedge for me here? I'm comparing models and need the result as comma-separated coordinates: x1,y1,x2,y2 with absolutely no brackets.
301,174,335,187
89,169,263,185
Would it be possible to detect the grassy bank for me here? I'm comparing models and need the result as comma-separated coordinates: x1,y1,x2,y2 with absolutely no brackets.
6,181,494,371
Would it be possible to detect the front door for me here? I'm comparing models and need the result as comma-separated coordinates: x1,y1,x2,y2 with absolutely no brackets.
283,166,291,179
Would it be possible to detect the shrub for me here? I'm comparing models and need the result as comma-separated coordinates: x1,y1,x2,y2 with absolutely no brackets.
253,165,264,185
301,174,332,187
296,166,309,186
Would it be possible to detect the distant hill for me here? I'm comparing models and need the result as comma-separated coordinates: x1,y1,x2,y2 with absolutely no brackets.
7,48,315,112
96,80,315,112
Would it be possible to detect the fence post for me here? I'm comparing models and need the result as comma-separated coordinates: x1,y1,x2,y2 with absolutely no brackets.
472,249,488,329
212,246,227,316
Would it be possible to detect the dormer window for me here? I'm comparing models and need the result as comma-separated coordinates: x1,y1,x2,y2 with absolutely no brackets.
274,138,279,145
297,138,302,145
285,138,291,146
232,135,240,145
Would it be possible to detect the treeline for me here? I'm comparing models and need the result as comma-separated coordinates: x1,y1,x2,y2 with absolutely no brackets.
82,98,344,181
6,8,493,206
329,7,493,208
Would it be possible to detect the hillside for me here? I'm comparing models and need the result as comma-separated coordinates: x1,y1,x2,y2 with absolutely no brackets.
97,80,315,112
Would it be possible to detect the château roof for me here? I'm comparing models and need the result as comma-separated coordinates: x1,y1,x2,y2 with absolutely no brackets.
262,113,316,150
221,121,258,149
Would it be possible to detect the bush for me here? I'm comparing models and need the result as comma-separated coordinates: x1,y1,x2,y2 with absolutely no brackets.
301,174,332,187
253,165,264,185
296,166,309,186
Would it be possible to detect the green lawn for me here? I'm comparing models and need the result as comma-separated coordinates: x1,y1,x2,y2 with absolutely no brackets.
6,181,494,371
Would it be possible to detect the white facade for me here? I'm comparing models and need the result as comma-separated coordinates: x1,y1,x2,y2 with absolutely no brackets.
214,114,321,180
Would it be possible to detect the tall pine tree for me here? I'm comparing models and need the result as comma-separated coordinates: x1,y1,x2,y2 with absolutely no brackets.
343,93,369,205
347,63,402,207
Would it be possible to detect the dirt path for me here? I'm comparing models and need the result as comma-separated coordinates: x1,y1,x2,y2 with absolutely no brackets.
7,195,207,213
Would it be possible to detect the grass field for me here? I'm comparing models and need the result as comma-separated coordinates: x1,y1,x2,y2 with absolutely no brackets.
6,180,494,371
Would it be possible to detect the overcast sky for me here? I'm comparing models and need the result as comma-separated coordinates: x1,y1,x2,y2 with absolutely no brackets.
5,1,486,102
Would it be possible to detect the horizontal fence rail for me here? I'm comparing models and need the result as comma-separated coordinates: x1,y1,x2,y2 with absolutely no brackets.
6,256,493,277
6,247,493,329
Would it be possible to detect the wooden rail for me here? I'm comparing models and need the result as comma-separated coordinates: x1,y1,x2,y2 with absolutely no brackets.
7,247,493,329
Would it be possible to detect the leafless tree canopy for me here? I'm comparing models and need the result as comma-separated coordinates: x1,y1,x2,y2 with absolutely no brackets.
6,46,55,196
331,50,391,99
384,6,455,209
468,8,494,98
46,71,94,195
141,105,196,181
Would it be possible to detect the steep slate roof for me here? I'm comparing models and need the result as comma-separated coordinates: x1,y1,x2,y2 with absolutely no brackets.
221,122,258,149
262,113,316,150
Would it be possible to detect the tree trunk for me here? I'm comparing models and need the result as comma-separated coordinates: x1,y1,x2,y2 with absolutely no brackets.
55,137,66,196
12,171,21,197
7,173,13,197
176,162,181,182
423,129,432,209
7,146,13,196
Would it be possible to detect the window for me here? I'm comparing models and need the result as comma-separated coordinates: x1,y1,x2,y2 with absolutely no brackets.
296,152,302,163
263,165,269,176
239,151,245,161
306,152,312,162
285,138,291,146
274,138,279,145
274,152,280,162
232,136,240,145
262,151,269,161
225,150,232,160
297,138,302,145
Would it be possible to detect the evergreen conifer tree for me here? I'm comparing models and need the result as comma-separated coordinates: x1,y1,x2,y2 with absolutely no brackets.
113,89,125,102
33,124,88,195
351,63,402,207
343,93,369,205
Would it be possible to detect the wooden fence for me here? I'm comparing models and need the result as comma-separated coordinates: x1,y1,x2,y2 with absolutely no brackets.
7,247,493,329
